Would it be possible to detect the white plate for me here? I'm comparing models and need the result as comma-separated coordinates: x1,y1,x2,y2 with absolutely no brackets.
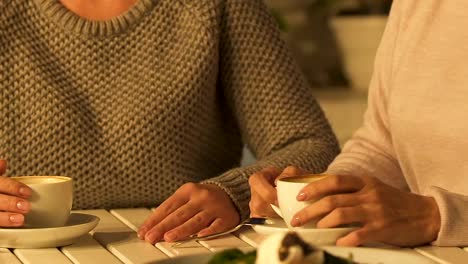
252,218,357,245
0,213,99,248
154,246,435,264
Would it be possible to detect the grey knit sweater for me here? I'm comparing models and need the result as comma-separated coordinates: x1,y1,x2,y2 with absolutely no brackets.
0,0,339,219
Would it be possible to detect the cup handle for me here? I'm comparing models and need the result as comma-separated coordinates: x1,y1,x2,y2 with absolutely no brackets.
270,204,283,218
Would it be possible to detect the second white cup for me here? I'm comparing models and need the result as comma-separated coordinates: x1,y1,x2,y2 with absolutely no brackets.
12,176,73,228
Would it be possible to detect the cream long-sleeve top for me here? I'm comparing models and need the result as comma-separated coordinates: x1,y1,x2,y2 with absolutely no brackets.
327,0,468,246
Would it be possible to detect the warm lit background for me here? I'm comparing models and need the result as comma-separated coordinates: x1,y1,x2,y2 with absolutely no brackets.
243,0,391,164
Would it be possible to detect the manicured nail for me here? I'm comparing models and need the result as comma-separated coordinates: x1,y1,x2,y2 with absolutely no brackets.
291,216,301,227
137,226,148,239
165,232,177,241
19,187,32,197
297,192,307,201
145,233,156,243
10,214,24,224
16,201,30,211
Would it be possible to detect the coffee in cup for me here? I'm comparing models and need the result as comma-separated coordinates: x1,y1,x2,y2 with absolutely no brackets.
11,176,73,228
272,174,329,229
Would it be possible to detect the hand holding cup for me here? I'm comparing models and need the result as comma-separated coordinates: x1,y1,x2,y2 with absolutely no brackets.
0,160,33,227
248,166,312,219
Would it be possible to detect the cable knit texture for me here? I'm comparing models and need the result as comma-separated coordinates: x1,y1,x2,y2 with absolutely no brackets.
0,0,339,218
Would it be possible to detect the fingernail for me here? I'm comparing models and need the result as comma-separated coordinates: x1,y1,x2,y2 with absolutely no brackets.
145,233,156,243
165,232,177,241
291,216,301,227
16,201,30,211
137,227,147,239
10,214,24,224
297,192,307,201
19,187,32,197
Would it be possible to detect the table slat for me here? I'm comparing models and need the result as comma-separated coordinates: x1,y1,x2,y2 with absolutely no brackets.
415,246,468,264
61,234,122,264
109,208,151,232
234,226,266,247
111,208,211,257
156,241,211,258
14,248,72,264
199,234,254,252
0,248,21,264
77,209,168,264
74,210,129,233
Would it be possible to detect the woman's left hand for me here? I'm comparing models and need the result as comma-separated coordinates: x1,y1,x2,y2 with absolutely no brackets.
292,174,441,247
137,183,240,244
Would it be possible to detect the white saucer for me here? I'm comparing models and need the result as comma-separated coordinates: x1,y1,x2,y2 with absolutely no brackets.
0,213,99,248
153,246,434,264
252,218,357,245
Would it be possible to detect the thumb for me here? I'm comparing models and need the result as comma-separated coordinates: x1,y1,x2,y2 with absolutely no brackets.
0,160,6,175
276,166,311,184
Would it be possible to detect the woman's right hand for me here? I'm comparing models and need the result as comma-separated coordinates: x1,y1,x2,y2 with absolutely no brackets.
0,160,32,227
248,166,310,218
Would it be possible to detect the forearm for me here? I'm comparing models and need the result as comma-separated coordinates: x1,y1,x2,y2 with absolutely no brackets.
203,137,339,220
326,134,408,190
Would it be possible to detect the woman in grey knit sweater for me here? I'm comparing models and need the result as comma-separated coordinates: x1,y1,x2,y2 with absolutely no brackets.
0,0,339,243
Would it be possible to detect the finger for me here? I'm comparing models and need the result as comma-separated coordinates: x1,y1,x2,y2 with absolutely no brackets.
292,193,361,227
0,194,31,213
164,211,214,242
0,176,32,198
144,203,200,243
336,227,372,247
249,172,278,205
260,167,282,182
249,189,280,218
197,218,227,237
138,185,191,235
0,212,24,227
316,206,366,228
298,175,364,201
277,166,311,181
0,160,6,175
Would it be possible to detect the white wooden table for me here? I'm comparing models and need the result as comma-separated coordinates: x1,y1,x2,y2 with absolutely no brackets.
1,208,468,264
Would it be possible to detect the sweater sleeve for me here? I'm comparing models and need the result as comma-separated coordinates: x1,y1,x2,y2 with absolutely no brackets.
325,1,408,191
424,187,468,246
201,0,340,220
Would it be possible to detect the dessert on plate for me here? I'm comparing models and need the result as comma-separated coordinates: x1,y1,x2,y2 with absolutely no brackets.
208,232,355,264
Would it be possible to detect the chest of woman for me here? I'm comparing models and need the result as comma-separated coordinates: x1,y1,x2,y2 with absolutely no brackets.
387,2,468,194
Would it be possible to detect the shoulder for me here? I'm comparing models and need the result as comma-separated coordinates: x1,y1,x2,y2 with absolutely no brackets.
176,0,268,21
0,0,11,10
1,0,25,29
1,0,31,18
1,0,28,12
176,0,272,31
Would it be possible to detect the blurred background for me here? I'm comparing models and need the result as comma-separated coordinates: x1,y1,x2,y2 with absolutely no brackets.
243,0,392,164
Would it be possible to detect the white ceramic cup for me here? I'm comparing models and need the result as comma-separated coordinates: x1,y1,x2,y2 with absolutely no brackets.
272,174,329,229
12,176,73,228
